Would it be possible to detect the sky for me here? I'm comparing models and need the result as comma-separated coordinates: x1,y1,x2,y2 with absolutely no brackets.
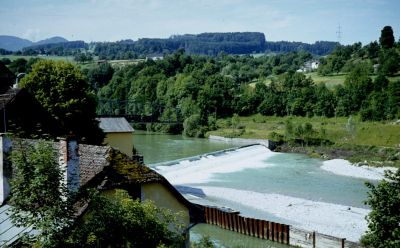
1,0,400,45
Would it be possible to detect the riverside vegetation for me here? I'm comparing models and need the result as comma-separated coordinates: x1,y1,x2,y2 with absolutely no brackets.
3,26,400,166
2,26,400,247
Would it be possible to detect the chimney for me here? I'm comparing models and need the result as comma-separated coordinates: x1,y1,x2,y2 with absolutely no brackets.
58,138,80,194
0,134,12,204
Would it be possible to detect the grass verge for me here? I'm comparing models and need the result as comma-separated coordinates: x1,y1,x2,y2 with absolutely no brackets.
207,114,400,168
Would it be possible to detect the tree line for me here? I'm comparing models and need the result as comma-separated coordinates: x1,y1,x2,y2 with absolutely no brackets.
2,32,338,59
92,25,399,137
4,27,400,139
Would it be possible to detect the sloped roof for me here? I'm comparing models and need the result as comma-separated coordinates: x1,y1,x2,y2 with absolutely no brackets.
0,205,37,247
0,88,18,110
97,117,134,133
79,144,111,186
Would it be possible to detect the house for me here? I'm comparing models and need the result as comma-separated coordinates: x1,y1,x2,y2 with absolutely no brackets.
0,136,200,247
297,60,319,73
311,61,319,70
0,62,14,93
97,117,135,156
0,88,60,136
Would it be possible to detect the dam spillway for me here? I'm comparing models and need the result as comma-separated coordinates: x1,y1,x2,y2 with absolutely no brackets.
153,144,370,242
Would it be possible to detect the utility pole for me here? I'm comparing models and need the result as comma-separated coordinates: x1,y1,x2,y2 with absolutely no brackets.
336,24,342,44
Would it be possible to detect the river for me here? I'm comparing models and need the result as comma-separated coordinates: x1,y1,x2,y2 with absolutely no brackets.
133,131,370,246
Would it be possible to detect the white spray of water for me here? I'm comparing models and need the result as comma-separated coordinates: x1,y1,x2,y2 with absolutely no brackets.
156,145,276,184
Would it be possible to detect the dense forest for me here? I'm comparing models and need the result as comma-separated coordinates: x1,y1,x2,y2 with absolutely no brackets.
3,27,399,138
3,32,338,58
91,27,399,137
21,41,87,56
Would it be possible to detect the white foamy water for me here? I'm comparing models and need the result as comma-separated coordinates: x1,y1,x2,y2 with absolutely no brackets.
156,145,372,242
156,145,276,184
321,159,397,180
198,186,369,242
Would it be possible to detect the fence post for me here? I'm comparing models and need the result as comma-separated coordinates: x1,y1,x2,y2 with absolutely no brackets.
312,231,316,248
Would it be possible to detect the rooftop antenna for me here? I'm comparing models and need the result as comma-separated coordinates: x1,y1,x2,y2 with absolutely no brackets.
336,24,342,44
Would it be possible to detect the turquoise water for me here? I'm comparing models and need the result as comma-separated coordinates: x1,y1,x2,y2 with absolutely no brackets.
133,132,370,247
133,131,237,164
207,152,368,208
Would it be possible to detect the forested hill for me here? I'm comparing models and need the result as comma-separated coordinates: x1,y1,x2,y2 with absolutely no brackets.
93,32,337,59
10,32,338,58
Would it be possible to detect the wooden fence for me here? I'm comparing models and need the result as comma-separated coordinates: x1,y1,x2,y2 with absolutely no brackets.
200,206,364,248
203,206,290,245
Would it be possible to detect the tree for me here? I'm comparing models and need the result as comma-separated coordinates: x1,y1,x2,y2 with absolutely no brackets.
361,169,400,248
8,58,28,74
20,60,104,144
183,114,206,137
379,48,400,76
380,26,395,49
84,62,115,89
10,140,73,247
63,189,184,248
346,116,356,139
231,113,240,135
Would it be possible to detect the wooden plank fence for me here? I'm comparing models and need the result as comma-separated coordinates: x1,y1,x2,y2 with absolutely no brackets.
203,206,290,245
201,206,364,247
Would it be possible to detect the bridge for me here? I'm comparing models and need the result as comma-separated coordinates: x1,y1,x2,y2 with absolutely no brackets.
96,99,183,124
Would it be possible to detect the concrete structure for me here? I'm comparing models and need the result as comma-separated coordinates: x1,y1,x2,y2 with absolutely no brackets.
208,135,273,149
98,117,134,156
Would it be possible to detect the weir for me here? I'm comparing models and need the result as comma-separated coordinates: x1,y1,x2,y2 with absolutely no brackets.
154,144,365,247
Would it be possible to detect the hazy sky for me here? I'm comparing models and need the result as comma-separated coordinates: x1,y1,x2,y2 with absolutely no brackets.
1,0,399,45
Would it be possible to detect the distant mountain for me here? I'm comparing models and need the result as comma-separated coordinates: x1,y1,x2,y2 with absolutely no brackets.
0,35,33,51
34,36,68,46
0,35,68,51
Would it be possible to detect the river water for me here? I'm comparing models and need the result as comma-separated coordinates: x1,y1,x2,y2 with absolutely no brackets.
133,131,370,246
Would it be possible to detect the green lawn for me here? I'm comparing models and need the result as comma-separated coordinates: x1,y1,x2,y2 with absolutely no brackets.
208,114,400,148
305,72,347,88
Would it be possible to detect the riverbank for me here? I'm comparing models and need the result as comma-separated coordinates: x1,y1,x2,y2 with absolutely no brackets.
321,159,397,180
275,143,400,168
207,114,400,168
199,187,369,242
208,135,399,177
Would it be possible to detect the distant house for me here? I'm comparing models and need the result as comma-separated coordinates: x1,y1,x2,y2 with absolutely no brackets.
97,117,134,156
0,137,199,246
297,60,319,73
311,61,319,70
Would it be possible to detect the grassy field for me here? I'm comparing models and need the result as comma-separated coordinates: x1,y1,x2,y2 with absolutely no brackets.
305,72,347,88
0,54,75,62
208,114,400,148
208,114,400,167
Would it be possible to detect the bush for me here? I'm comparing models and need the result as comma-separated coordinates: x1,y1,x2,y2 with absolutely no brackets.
361,169,400,248
183,114,206,137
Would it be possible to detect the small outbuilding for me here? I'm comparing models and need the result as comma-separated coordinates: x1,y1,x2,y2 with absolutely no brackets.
97,117,135,156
